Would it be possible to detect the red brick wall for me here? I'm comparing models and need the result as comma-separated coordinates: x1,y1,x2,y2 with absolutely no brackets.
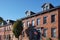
22,9,59,40
0,9,59,40
58,8,60,39
0,24,13,40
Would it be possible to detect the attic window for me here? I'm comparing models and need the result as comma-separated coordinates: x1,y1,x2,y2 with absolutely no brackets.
46,6,49,10
43,7,46,10
25,10,35,17
42,3,54,11
43,5,49,10
27,13,30,16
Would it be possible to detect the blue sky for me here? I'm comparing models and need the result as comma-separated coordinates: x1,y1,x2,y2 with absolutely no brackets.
0,0,60,20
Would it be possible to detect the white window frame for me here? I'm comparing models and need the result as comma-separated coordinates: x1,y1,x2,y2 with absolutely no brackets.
37,18,40,25
32,20,34,26
27,21,30,27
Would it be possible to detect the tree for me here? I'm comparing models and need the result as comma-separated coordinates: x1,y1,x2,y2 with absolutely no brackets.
12,20,23,40
25,24,34,36
25,24,39,40
25,24,35,40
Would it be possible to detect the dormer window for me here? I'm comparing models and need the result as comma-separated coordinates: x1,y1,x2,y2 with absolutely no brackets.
43,7,46,10
43,5,49,10
27,13,30,16
46,6,49,10
25,10,35,17
42,3,54,11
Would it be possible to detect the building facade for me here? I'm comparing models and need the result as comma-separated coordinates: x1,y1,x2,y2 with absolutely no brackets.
0,3,60,40
0,20,15,40
21,3,60,40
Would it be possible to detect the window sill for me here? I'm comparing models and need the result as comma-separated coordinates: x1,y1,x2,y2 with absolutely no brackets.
51,21,56,24
43,23,47,25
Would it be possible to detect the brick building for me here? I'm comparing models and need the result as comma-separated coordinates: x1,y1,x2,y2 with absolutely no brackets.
0,3,60,40
21,3,60,40
0,20,15,40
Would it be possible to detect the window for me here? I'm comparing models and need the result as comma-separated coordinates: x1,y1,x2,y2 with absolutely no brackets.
6,27,8,31
43,16,47,24
9,27,10,31
46,6,49,10
51,28,56,37
4,28,6,31
5,35,8,40
27,21,30,27
23,22,25,27
37,18,40,25
32,20,34,26
43,7,46,10
51,15,55,23
11,34,14,38
43,6,49,10
22,31,25,37
43,28,47,37
5,35,10,40
8,35,10,40
7,26,11,31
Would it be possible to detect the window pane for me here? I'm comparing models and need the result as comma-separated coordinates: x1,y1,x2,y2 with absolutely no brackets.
51,28,56,37
43,29,47,37
43,7,46,10
43,16,47,24
46,6,49,10
37,18,40,25
27,21,30,27
51,15,55,23
32,20,34,26
23,23,25,27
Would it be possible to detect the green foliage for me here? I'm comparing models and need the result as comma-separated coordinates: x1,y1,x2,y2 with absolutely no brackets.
12,20,23,38
59,38,60,40
25,24,34,37
46,38,50,40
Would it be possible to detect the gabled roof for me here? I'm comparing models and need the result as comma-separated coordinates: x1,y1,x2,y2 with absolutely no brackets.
41,3,54,8
20,6,60,20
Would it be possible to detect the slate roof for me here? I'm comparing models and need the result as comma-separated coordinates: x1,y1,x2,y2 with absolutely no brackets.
21,6,60,20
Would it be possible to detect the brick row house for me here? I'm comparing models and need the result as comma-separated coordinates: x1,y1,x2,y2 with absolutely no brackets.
21,3,60,40
0,20,15,40
0,3,60,40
